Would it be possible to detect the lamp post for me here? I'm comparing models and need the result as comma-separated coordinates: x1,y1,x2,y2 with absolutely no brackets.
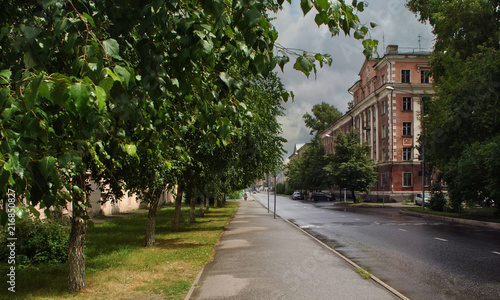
386,86,426,211
274,173,277,219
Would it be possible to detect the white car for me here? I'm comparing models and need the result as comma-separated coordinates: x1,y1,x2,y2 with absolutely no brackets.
415,192,431,205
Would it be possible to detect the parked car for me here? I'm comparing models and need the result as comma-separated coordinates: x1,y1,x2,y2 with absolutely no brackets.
480,198,495,207
309,192,335,201
415,192,431,205
292,191,304,200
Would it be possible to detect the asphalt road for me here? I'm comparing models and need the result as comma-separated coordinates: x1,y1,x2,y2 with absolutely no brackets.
253,192,500,300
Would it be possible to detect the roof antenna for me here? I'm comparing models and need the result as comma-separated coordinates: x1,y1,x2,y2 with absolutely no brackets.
418,34,422,51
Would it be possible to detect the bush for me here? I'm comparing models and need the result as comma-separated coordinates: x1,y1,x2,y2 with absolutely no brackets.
429,192,447,212
276,183,286,194
430,181,447,212
0,218,70,266
285,188,294,195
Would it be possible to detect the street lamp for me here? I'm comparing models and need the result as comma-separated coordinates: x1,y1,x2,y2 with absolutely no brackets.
386,86,426,211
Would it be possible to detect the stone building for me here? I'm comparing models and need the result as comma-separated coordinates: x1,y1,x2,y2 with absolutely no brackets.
320,45,434,201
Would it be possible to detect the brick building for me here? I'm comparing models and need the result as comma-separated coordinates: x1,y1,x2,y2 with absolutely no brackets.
320,45,434,201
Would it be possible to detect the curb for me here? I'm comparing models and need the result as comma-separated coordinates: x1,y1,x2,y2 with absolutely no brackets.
400,209,500,229
184,267,204,300
255,199,409,300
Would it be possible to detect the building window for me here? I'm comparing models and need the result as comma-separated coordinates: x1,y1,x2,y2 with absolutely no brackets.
381,100,386,115
403,173,413,187
403,147,412,161
382,149,386,162
381,74,385,85
382,125,386,138
402,97,412,111
421,70,430,83
403,122,412,136
402,70,410,83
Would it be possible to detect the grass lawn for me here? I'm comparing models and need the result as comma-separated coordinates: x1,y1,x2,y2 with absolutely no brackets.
0,201,238,299
407,206,500,223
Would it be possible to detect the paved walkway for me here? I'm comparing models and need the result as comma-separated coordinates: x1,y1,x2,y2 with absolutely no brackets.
187,198,401,300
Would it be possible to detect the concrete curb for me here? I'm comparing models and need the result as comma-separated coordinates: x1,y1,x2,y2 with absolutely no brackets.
255,199,410,300
400,209,500,229
184,267,204,300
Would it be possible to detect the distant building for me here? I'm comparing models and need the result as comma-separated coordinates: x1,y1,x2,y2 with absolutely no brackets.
321,45,434,201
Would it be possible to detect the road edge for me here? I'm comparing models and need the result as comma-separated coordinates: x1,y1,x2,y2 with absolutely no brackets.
255,198,410,300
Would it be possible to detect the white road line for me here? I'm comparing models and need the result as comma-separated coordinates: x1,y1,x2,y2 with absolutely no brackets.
493,251,500,255
434,237,448,242
398,229,407,232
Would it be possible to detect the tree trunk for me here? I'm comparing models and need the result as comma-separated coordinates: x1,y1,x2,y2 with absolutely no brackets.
189,194,196,223
199,195,205,217
145,192,161,247
172,181,184,232
351,189,357,203
68,187,88,292
205,196,210,213
214,196,218,208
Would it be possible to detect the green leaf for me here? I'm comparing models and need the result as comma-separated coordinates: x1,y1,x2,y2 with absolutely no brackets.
39,156,56,179
125,144,137,157
317,0,329,10
293,56,313,78
114,65,130,87
68,82,91,110
22,26,41,42
357,2,365,12
243,9,262,27
0,69,12,84
24,51,38,69
25,73,43,108
105,68,120,82
95,85,106,112
301,0,313,15
102,39,120,58
81,12,96,28
314,11,328,26
219,72,234,88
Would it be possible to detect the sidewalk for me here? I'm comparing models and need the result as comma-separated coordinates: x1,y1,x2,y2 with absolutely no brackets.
186,198,401,300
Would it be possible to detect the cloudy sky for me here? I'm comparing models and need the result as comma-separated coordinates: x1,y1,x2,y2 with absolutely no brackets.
270,0,434,157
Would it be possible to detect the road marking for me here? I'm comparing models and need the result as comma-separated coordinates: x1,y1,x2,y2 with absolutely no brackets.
434,237,448,242
355,218,361,221
493,251,500,255
398,229,407,232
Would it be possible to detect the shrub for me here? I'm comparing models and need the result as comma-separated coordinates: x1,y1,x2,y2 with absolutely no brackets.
0,218,70,266
285,188,294,195
430,181,447,212
276,183,286,194
355,195,364,204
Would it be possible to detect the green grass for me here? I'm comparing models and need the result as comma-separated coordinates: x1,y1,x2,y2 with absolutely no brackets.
356,268,371,279
0,201,238,299
407,206,500,223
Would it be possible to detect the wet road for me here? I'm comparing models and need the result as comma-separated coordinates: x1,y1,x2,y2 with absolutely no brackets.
253,192,500,300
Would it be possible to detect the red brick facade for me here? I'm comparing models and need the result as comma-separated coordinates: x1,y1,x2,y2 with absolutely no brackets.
321,45,434,200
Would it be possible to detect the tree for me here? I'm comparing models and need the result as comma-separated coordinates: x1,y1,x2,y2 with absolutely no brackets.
324,131,377,202
1,0,378,292
407,0,500,213
286,140,329,192
302,102,343,136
